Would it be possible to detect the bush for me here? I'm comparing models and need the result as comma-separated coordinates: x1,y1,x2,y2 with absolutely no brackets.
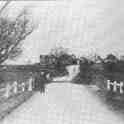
73,60,93,85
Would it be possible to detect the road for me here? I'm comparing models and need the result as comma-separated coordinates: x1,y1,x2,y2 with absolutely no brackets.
1,82,124,124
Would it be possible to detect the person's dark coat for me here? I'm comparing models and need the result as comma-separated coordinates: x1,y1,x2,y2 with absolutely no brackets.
34,72,47,92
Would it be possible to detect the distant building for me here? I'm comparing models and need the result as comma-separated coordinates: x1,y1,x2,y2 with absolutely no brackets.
39,55,56,66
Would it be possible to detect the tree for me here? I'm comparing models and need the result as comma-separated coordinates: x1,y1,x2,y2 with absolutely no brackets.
50,46,78,66
49,47,77,76
50,46,69,58
105,54,118,63
0,8,35,64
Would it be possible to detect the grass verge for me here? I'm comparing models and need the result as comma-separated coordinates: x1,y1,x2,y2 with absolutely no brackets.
0,91,33,120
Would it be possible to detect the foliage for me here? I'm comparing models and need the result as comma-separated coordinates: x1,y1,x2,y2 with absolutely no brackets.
74,57,94,84
104,54,118,63
49,47,77,76
50,46,69,58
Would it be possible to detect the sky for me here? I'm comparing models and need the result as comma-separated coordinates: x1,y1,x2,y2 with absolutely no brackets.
0,0,124,64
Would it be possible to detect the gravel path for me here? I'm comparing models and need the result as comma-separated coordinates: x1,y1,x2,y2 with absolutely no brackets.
1,82,124,124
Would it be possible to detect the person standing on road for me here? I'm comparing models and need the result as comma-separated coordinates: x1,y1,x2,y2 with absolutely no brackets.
34,71,47,93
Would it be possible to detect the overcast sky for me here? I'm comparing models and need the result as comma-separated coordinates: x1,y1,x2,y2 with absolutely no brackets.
1,0,124,64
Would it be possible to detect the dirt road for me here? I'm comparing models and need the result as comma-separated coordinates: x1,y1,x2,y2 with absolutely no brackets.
1,82,124,124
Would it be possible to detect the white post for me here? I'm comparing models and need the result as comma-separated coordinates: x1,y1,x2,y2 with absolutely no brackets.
21,82,25,92
77,60,80,65
13,81,18,94
4,83,11,98
120,82,123,94
28,77,33,91
107,80,111,90
46,73,50,80
41,72,44,75
113,81,117,92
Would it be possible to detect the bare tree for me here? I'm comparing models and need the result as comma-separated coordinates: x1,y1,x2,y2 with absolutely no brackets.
0,8,35,64
0,1,11,15
50,46,69,58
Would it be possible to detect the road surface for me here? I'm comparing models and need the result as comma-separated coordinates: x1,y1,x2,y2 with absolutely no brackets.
1,82,124,124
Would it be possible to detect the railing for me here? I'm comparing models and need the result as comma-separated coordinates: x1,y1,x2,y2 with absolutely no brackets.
107,80,124,94
0,76,34,99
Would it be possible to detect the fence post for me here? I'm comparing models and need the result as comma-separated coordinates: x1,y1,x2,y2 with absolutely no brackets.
4,83,11,98
41,72,44,75
113,81,117,92
21,82,25,92
46,73,50,80
13,81,18,94
120,82,123,94
28,77,33,91
107,80,111,90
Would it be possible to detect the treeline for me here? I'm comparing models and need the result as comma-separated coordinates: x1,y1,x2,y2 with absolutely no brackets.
40,47,77,77
75,54,124,85
40,47,124,88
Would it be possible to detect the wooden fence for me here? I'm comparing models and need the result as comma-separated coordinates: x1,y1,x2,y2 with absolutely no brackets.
107,80,124,94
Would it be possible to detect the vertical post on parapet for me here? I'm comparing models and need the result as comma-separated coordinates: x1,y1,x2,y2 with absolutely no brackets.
21,82,25,92
113,81,117,92
13,81,18,94
41,72,44,75
28,77,33,91
107,80,111,90
4,83,11,98
120,82,123,94
46,73,50,80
